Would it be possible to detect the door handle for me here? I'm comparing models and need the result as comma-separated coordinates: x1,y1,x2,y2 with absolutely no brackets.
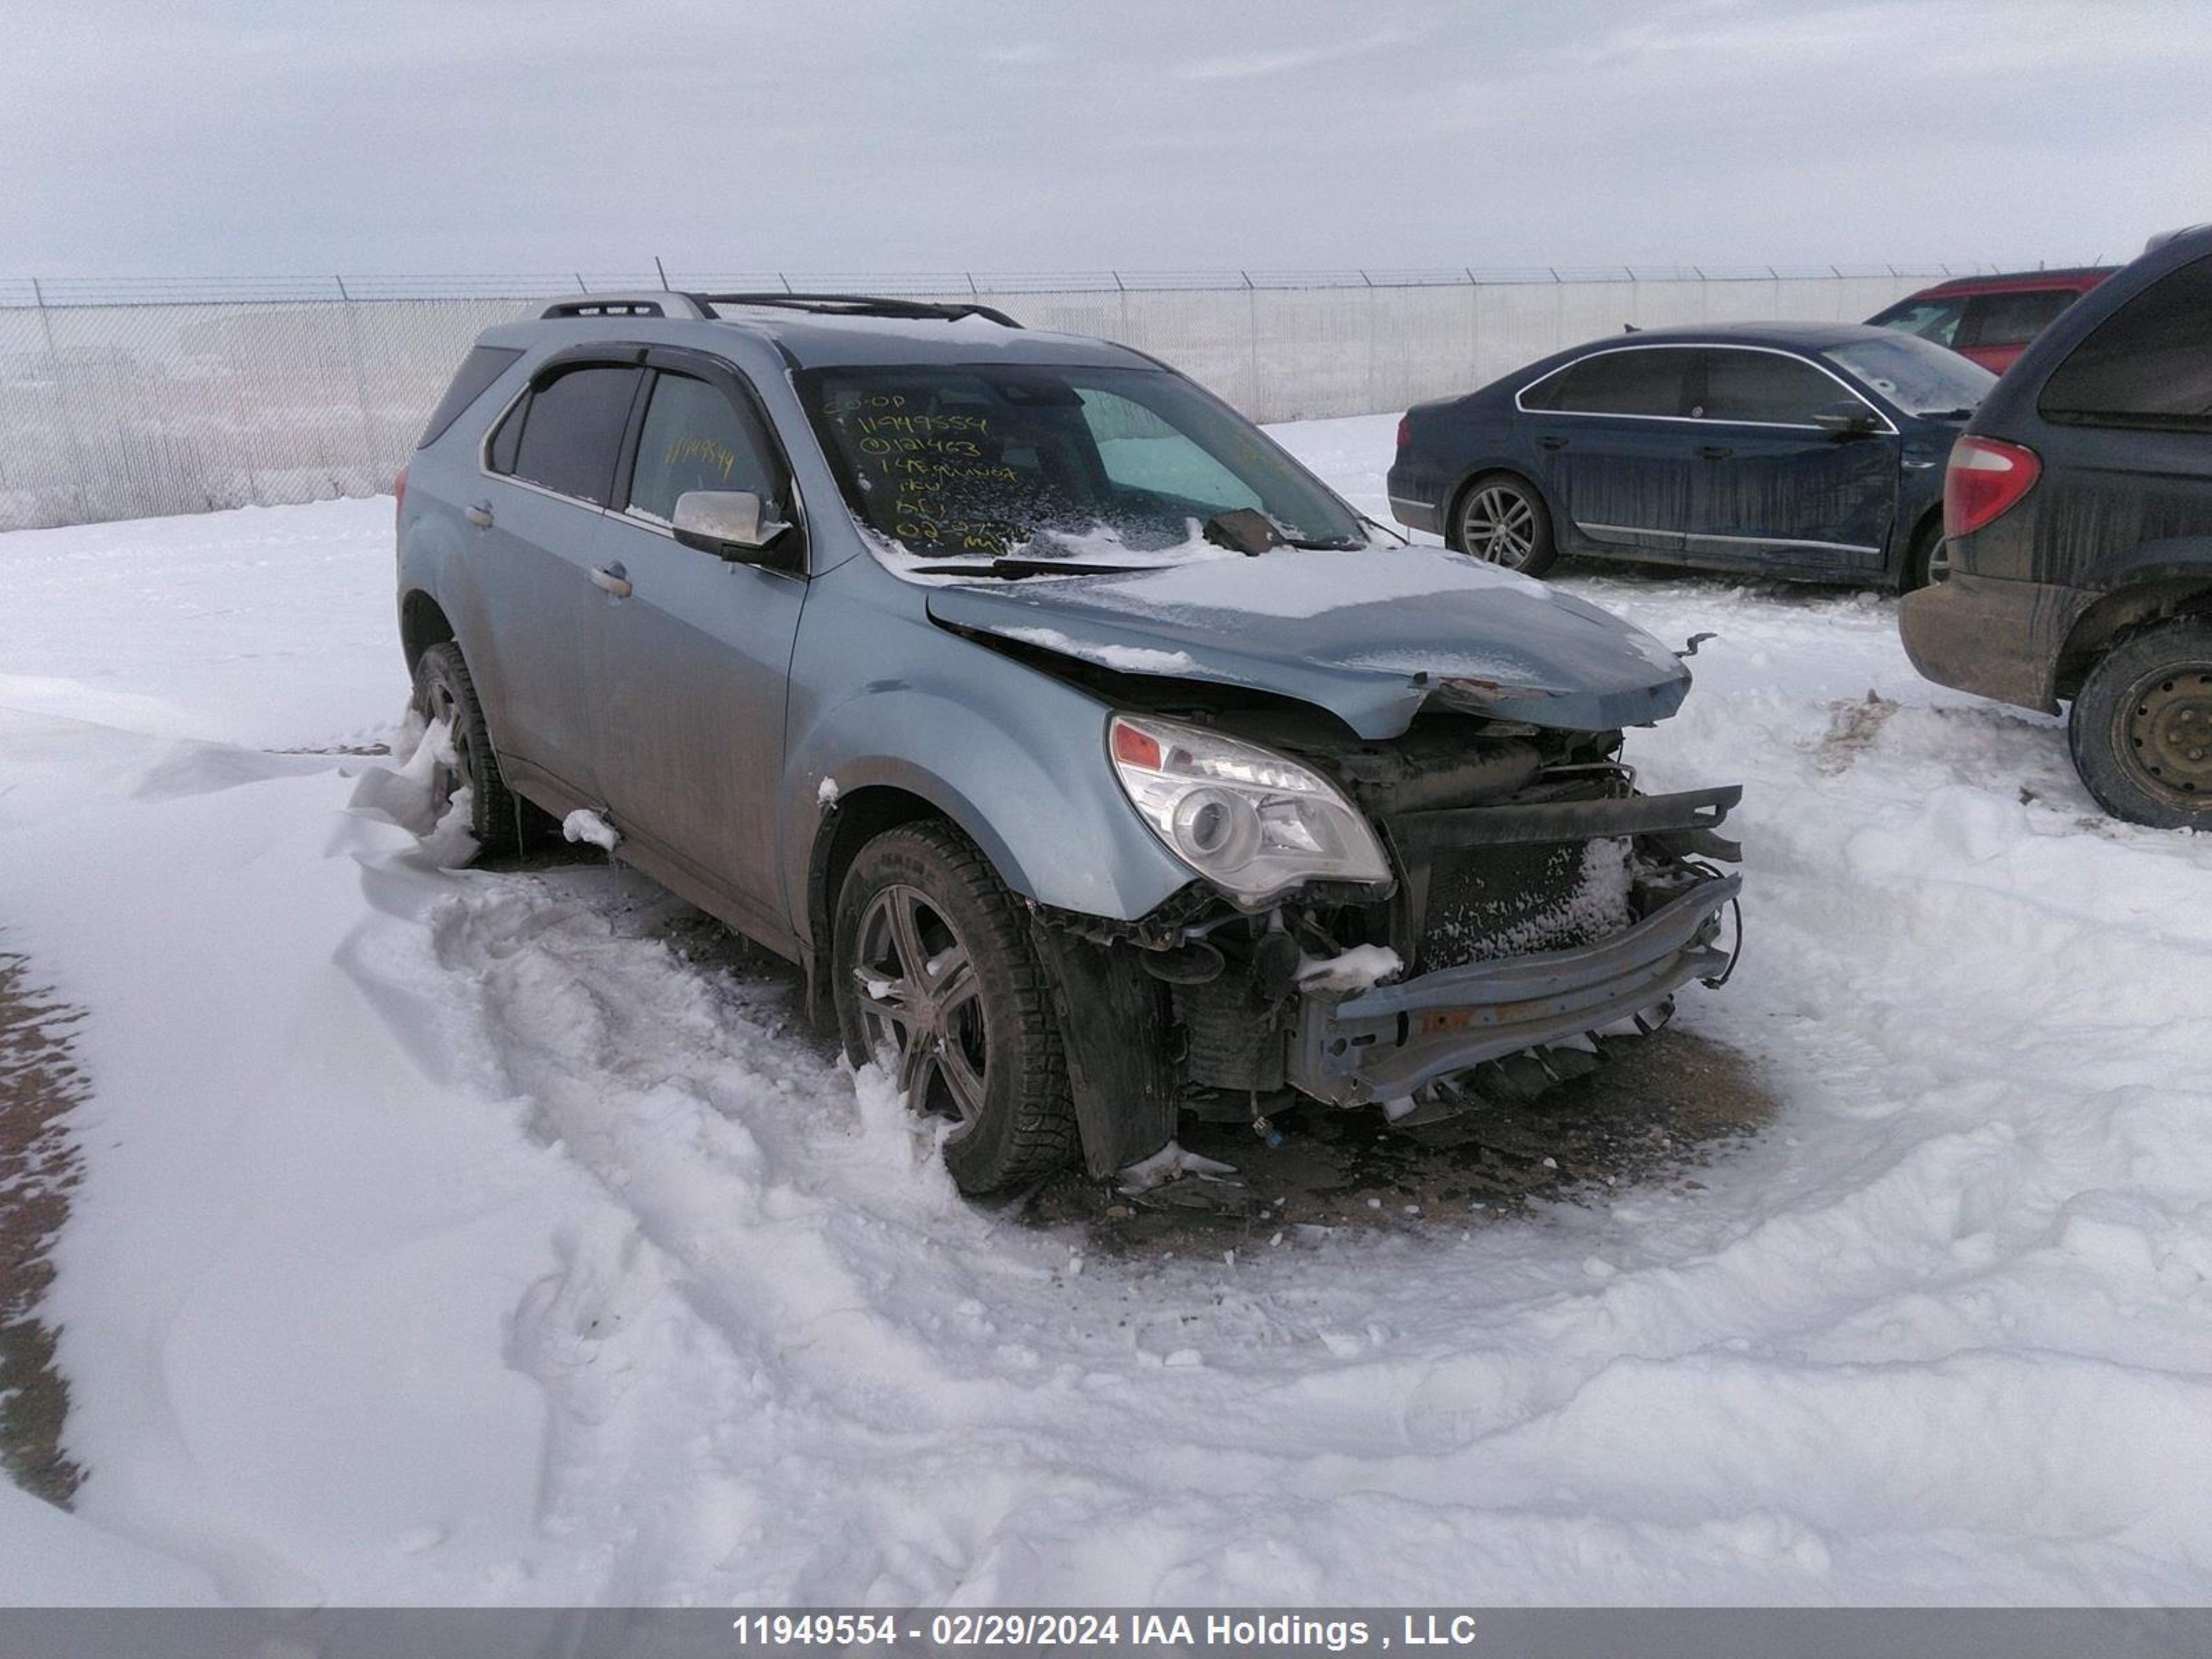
1537,435,1568,451
589,563,632,599
464,503,494,527
1696,445,1734,460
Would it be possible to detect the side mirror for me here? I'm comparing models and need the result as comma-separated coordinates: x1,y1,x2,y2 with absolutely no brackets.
1814,402,1882,438
671,489,794,565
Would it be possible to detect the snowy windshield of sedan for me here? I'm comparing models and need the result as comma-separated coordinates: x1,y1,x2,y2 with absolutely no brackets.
1822,334,1997,417
800,364,1366,564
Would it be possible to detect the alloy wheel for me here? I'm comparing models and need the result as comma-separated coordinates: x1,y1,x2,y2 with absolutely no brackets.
850,883,989,1127
1459,483,1537,566
420,678,479,807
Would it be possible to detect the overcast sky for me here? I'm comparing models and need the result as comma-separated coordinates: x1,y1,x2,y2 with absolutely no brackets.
6,0,2209,280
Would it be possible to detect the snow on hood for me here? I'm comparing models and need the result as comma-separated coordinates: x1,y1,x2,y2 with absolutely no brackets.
926,545,1691,737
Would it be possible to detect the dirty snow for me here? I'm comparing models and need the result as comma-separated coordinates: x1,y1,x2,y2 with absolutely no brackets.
560,808,621,853
2,417,2211,1604
1293,944,1405,992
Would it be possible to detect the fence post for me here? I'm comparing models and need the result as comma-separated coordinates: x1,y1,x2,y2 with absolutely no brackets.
337,276,384,489
654,256,671,291
1245,276,1262,418
29,278,95,521
1466,267,1480,386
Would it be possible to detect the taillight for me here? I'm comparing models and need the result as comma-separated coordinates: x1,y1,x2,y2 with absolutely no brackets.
393,465,408,531
1943,436,2040,538
1395,414,1412,450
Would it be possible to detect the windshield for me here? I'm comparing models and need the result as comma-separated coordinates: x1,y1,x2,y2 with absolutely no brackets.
799,362,1366,565
1822,333,1996,416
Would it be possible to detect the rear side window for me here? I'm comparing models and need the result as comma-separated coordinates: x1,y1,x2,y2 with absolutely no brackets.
1963,288,2077,348
2041,255,2212,429
625,372,781,524
490,364,641,505
1521,349,1690,417
416,345,522,449
1694,350,1846,424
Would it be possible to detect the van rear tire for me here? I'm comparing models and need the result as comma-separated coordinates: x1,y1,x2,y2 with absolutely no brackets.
2068,617,2212,828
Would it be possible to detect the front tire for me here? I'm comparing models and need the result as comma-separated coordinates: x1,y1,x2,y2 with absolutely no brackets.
1450,473,1557,576
411,641,520,859
2068,617,2212,828
832,821,1076,1194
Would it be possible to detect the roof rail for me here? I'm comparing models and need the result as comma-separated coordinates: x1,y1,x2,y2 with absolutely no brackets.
697,292,1023,328
539,292,709,320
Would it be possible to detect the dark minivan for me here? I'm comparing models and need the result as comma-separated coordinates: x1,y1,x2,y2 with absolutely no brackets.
1900,225,2212,827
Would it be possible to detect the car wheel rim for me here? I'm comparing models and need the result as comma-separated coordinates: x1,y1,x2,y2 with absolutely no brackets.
422,681,475,807
851,883,988,1129
2117,662,2212,807
1461,485,1536,566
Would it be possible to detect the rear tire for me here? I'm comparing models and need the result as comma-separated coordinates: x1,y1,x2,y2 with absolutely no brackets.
1900,517,1942,593
411,641,521,859
1449,472,1556,577
832,821,1076,1194
2068,617,2212,828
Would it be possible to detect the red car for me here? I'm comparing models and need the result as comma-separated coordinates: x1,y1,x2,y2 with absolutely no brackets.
1866,267,2115,374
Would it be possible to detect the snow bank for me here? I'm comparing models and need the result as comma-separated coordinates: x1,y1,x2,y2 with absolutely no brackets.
3,426,2211,1605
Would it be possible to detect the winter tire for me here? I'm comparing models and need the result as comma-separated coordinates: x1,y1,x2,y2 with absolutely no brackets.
832,821,1076,1194
2068,617,2212,829
411,641,521,859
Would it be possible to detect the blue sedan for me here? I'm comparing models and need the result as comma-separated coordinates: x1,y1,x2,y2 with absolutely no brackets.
1387,323,1996,590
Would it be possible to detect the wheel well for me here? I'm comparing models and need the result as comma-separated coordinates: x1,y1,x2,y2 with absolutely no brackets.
803,785,948,1027
1445,468,1547,548
1900,506,1944,588
400,590,455,673
2054,579,2212,701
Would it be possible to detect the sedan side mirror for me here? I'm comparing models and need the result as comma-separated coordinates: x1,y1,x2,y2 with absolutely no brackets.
1814,402,1883,438
671,489,794,565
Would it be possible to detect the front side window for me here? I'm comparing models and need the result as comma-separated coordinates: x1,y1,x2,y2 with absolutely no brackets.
1521,349,1691,418
1822,334,1994,418
800,362,1362,563
1963,288,2078,348
2040,255,2212,429
626,372,780,525
1869,294,1967,348
489,363,641,505
1694,350,1848,424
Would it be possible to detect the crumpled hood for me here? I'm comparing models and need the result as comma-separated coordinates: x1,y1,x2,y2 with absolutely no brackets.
924,545,1691,738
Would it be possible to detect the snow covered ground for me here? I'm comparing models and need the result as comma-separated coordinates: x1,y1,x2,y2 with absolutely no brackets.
3,415,2211,1605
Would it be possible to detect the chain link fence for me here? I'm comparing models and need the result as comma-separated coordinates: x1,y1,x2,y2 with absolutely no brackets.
0,264,1982,531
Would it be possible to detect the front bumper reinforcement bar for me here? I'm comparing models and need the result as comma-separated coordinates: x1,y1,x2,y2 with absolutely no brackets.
1288,872,1742,1106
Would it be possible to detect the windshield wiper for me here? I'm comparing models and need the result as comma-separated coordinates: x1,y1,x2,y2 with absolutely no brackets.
907,557,1155,580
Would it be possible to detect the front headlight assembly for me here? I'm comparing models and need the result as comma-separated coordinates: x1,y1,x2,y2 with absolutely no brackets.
1107,713,1392,908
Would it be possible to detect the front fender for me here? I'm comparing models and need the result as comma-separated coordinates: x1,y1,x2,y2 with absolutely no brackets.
779,594,1197,932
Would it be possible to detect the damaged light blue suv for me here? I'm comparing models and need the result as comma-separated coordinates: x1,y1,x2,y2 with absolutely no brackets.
395,292,1743,1194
